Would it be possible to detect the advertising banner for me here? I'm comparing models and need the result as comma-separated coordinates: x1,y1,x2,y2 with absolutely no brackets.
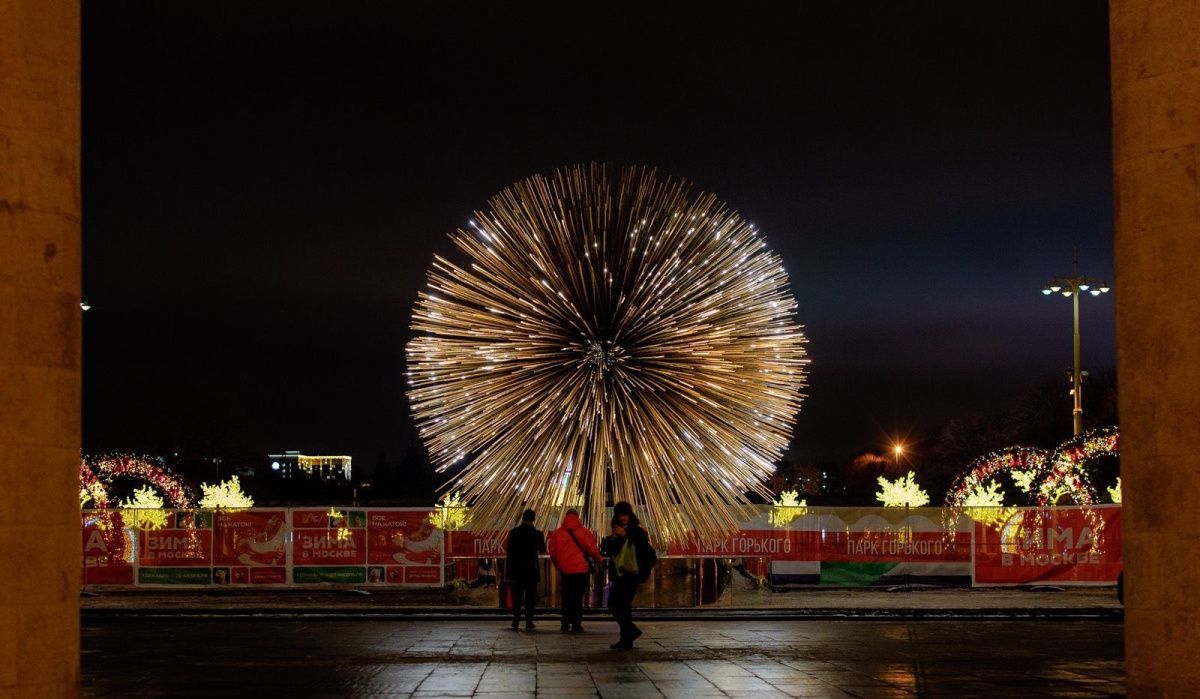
81,513,134,585
291,508,367,583
973,506,1122,585
213,509,288,585
137,511,214,584
446,530,508,558
365,509,444,586
667,528,815,561
77,505,1122,589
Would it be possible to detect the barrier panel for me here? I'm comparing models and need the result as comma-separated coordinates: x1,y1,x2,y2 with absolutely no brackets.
82,507,442,587
973,505,1121,585
81,505,1120,589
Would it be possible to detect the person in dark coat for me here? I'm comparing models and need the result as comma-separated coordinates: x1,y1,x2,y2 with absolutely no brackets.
600,501,655,649
506,508,546,630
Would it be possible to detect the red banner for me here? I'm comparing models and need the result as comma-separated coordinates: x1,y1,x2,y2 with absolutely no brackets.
667,529,815,560
364,510,443,586
446,530,508,558
82,514,133,584
973,506,1122,585
366,510,441,565
212,509,287,585
138,527,213,567
292,527,367,566
818,531,970,563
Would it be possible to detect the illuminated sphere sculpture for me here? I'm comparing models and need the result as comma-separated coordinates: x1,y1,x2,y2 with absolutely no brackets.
407,165,808,541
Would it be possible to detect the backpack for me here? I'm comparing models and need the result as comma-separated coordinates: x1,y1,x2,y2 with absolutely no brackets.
634,530,658,583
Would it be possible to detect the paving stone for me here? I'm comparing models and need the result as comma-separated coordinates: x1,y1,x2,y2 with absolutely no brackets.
80,619,1124,697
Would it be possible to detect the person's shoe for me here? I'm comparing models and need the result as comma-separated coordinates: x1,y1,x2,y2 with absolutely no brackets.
525,621,535,630
571,624,584,632
560,623,570,632
509,621,519,631
610,639,632,650
629,627,643,643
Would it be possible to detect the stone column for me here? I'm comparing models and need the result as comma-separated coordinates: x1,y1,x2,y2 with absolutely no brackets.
0,0,81,696
1110,1,1200,695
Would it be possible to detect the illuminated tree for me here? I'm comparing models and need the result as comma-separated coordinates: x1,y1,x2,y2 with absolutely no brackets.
1107,476,1122,504
198,476,254,509
768,489,808,527
118,485,169,530
875,471,930,507
407,164,808,541
428,491,471,531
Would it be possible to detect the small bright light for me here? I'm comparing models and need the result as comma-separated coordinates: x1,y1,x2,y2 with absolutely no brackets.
1100,286,1110,293
1061,290,1072,297
893,444,904,456
80,299,91,311
1049,286,1062,292
1090,289,1101,296
1079,284,1090,290
1041,289,1052,295
271,462,280,471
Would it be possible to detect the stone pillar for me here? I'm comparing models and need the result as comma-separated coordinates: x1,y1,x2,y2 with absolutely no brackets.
0,0,81,696
1110,1,1200,696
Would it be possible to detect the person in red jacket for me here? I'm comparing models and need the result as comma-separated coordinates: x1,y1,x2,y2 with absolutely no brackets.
547,508,603,632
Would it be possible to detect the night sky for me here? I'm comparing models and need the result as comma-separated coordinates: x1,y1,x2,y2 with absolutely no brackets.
82,3,1116,473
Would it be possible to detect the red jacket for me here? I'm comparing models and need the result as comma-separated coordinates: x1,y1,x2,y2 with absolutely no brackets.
547,512,602,574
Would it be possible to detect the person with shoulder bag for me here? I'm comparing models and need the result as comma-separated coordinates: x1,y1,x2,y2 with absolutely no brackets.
599,501,657,649
547,508,603,632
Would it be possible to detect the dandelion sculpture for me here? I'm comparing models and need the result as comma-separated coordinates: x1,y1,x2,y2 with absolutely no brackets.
407,165,808,542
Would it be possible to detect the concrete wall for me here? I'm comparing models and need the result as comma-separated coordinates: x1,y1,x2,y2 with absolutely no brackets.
1110,1,1200,696
0,0,81,695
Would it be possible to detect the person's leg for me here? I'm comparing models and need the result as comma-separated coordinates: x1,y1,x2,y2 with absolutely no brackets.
610,575,634,641
524,578,537,626
559,573,571,630
510,579,524,627
564,573,584,628
626,581,642,640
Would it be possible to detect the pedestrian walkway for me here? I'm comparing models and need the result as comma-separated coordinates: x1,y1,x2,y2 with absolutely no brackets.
80,585,1121,616
82,619,1123,697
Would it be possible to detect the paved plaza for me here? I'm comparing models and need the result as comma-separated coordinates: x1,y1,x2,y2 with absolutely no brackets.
82,619,1123,697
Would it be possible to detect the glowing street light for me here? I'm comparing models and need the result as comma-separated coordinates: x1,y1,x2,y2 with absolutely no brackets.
1041,251,1111,436
892,443,904,467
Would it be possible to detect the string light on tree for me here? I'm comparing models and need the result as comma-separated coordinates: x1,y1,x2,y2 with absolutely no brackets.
875,471,930,508
407,164,809,542
768,489,809,528
198,476,254,509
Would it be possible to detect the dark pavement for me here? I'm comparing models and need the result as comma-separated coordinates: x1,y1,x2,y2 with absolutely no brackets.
82,619,1124,697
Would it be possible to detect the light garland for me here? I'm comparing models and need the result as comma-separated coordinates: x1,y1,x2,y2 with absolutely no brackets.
407,164,808,542
942,427,1120,537
84,454,196,508
1035,427,1118,507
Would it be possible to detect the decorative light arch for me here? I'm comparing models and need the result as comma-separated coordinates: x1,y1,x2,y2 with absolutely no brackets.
942,427,1120,538
82,454,196,509
1035,427,1119,507
944,446,1048,509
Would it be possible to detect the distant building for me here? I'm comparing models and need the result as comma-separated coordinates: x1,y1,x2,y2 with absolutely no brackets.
267,451,352,481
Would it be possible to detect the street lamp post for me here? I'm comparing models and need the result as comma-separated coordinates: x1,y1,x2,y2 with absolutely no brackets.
1042,253,1110,436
